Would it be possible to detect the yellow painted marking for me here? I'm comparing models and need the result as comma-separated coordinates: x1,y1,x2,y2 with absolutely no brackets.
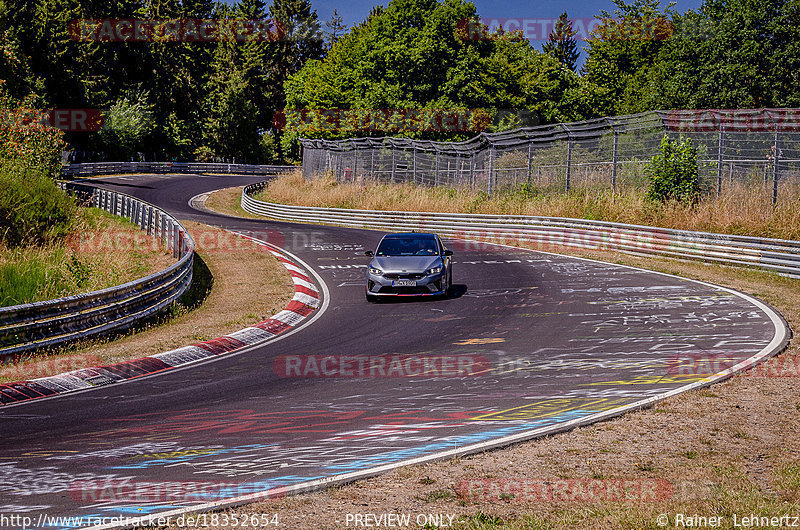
453,338,506,346
134,449,219,459
21,450,79,458
583,375,709,386
471,397,632,421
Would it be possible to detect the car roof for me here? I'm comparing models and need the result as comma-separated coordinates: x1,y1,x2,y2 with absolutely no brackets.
382,233,437,239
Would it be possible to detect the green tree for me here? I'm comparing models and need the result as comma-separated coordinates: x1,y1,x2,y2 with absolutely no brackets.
283,0,601,157
98,91,157,159
581,0,675,115
542,12,580,71
324,9,347,49
643,0,800,109
646,135,700,203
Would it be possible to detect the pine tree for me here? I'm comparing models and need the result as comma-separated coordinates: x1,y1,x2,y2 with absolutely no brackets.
542,12,580,71
269,0,324,96
324,9,346,49
268,0,324,160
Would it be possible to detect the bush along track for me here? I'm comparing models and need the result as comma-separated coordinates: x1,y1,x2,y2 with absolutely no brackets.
0,235,322,407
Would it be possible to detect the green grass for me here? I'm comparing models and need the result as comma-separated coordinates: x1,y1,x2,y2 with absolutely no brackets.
0,207,170,307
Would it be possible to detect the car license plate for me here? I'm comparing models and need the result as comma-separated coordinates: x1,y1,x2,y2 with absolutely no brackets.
392,279,416,287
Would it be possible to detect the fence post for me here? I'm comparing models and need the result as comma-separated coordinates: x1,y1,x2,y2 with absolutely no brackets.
413,145,417,184
527,141,533,187
488,144,495,195
772,129,780,206
612,129,618,191
370,148,375,183
717,125,724,197
565,134,573,193
435,149,440,187
391,146,396,183
470,153,475,189
353,142,359,181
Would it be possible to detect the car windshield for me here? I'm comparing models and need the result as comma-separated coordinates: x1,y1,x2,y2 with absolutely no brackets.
376,237,438,256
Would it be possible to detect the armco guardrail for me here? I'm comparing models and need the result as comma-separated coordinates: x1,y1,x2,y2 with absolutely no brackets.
62,161,296,177
0,183,194,361
242,181,800,278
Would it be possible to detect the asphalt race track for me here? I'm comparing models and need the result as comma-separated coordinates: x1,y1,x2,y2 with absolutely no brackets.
0,173,789,529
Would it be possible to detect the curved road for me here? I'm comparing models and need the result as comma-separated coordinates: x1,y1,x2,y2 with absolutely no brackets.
0,173,788,529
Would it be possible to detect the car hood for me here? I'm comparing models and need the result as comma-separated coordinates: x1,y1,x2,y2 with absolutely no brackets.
371,256,441,273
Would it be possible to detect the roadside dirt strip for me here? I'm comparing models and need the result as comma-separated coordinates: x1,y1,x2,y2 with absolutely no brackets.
0,236,322,408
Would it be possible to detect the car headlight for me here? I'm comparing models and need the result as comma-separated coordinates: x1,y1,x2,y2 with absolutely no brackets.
369,267,383,276
427,266,442,275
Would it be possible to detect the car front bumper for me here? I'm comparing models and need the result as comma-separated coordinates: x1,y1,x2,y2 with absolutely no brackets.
366,270,446,296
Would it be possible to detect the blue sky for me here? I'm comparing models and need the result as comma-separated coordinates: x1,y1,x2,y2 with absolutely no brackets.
312,0,705,66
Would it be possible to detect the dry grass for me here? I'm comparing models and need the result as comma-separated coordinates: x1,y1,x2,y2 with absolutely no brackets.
202,186,265,219
0,208,174,307
258,172,800,241
1,221,295,382
157,250,800,530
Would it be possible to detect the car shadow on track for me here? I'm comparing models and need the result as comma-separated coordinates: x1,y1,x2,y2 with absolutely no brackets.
374,284,467,304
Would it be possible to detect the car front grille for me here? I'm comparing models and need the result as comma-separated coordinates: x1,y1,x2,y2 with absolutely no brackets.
384,273,426,280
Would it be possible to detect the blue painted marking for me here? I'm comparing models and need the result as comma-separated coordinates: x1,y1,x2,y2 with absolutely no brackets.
325,411,594,471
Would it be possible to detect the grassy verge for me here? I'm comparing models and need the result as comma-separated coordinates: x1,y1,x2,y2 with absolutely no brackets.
0,207,173,307
203,186,265,219
163,250,798,530
256,172,800,241
0,221,295,383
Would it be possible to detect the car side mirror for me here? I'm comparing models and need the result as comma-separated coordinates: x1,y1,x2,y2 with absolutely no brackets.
443,249,453,256
364,250,374,257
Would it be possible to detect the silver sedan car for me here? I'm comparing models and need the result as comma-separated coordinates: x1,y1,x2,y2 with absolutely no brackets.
364,232,453,302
